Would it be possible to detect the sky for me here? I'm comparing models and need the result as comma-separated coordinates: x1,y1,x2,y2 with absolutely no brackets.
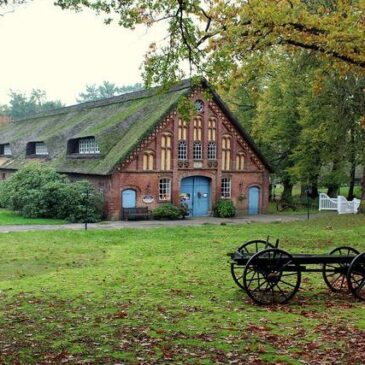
0,0,166,105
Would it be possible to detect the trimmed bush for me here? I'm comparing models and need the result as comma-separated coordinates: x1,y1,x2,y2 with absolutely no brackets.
0,163,103,222
214,199,236,218
179,203,189,219
153,204,181,220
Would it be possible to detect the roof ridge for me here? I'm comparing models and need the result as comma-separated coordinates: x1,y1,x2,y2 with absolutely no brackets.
14,79,192,122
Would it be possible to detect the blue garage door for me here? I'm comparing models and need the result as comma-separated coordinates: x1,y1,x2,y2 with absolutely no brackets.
248,187,260,215
180,176,210,216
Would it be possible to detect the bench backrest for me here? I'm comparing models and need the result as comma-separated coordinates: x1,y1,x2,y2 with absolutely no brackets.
123,207,149,214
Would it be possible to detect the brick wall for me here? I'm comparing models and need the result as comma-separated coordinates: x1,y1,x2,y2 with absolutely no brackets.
106,90,270,220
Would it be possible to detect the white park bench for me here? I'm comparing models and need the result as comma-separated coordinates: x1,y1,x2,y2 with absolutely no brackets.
319,193,361,214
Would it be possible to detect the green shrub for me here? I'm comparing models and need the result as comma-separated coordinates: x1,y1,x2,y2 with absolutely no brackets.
153,204,181,220
62,181,104,223
0,163,66,211
0,163,103,222
214,199,236,218
179,203,190,219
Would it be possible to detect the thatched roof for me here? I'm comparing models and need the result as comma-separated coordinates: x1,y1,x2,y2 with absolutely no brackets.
0,79,272,175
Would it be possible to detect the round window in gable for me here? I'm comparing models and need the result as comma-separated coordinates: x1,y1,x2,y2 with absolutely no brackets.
195,100,204,113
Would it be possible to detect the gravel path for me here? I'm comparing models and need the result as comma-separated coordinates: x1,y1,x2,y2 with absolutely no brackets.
0,214,325,233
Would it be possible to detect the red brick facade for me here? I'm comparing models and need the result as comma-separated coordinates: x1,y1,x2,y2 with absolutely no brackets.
103,90,270,219
0,88,270,220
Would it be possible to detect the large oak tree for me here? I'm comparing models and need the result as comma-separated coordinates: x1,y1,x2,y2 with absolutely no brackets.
49,0,365,86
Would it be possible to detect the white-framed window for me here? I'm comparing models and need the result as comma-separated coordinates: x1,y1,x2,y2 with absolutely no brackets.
159,178,171,201
35,142,48,156
193,141,202,160
221,178,231,198
79,138,100,155
178,140,187,160
1,143,11,156
4,144,11,156
208,142,216,160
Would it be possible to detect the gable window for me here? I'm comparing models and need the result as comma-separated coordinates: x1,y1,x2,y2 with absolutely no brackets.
161,133,172,170
193,141,202,160
207,142,216,160
178,119,188,140
221,178,231,198
143,151,154,170
208,118,217,141
159,178,171,200
236,152,245,170
193,117,203,141
0,143,11,156
79,137,100,155
222,135,231,170
195,100,204,113
178,140,187,160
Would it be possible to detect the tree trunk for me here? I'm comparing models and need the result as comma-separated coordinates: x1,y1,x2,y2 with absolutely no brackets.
300,185,307,199
282,180,293,202
348,161,356,200
309,182,319,199
327,160,340,198
347,128,356,200
361,166,365,200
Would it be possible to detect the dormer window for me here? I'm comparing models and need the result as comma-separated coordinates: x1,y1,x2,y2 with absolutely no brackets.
67,137,100,156
0,143,12,156
26,141,48,157
79,137,100,155
35,142,48,156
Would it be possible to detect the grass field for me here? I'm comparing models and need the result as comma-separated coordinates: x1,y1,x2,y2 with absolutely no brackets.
0,209,65,225
0,215,364,364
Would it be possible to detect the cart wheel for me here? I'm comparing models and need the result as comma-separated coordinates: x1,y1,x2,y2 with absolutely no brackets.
322,246,360,293
347,253,365,301
238,239,274,254
243,248,301,305
231,240,274,290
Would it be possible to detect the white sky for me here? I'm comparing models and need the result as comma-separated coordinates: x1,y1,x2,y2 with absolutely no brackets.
0,0,167,105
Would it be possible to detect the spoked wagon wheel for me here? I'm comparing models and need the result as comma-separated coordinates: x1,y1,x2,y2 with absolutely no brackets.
347,253,365,301
322,246,360,293
231,240,274,290
243,248,301,305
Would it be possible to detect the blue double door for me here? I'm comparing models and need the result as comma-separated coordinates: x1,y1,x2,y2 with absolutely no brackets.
180,176,211,216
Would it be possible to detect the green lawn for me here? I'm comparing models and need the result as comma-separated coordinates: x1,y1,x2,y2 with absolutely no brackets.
0,209,65,225
0,215,364,364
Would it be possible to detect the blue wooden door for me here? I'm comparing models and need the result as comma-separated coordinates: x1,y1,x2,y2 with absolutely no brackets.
248,187,260,215
180,177,210,216
122,189,136,208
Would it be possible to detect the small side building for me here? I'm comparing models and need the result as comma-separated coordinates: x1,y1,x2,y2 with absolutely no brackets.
0,79,272,219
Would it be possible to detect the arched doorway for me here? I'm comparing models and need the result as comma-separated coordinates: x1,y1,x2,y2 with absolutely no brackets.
248,186,260,215
180,176,211,216
122,189,136,209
